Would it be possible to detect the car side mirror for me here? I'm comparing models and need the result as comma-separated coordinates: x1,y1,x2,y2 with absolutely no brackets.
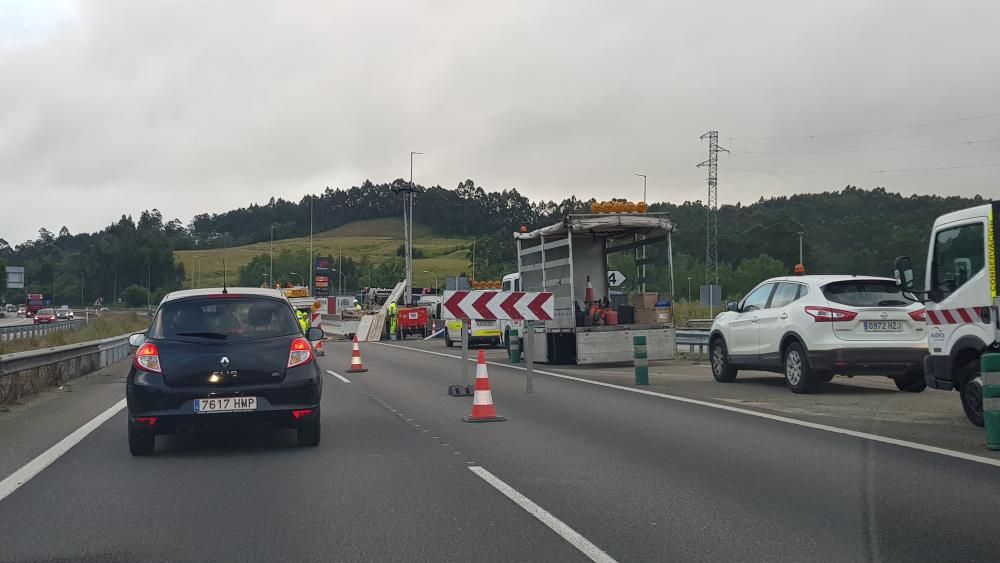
127,332,145,347
894,256,916,291
306,326,324,342
726,300,739,312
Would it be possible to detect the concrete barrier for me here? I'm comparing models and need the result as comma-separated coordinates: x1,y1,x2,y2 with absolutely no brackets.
0,334,131,405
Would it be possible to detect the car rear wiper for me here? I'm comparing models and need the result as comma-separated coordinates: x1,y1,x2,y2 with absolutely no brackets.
175,331,229,340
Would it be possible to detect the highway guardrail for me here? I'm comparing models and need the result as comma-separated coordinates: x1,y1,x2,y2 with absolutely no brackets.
675,329,710,355
0,333,131,405
0,319,85,342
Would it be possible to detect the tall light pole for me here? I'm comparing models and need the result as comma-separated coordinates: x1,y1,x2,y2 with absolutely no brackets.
797,231,805,265
308,195,314,294
407,152,423,305
146,266,151,312
687,277,692,302
113,270,117,305
422,269,438,290
270,224,275,289
634,173,648,293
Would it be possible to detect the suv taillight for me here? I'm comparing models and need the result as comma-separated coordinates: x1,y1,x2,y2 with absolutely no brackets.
908,309,927,322
805,306,857,322
287,337,314,368
134,343,162,373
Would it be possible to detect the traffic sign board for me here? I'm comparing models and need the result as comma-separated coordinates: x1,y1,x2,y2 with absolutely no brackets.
442,290,554,321
607,270,627,287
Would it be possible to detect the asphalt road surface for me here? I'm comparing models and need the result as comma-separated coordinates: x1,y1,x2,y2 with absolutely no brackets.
1,339,999,562
0,315,32,328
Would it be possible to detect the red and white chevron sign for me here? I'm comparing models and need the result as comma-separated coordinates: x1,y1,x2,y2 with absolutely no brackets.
442,290,554,321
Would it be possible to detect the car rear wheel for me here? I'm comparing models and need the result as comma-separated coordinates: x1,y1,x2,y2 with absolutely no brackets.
961,374,984,427
893,371,927,393
297,411,321,447
783,342,816,394
710,338,738,383
128,421,155,456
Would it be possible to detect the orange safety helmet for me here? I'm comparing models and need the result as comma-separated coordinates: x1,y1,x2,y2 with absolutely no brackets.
793,263,805,275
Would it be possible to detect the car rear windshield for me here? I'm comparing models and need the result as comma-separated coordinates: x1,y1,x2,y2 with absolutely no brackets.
38,309,54,315
148,297,300,342
822,280,909,307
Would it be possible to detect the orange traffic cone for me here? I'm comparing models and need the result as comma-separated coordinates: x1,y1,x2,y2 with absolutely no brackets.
584,274,595,305
462,349,506,422
314,337,325,356
348,335,368,373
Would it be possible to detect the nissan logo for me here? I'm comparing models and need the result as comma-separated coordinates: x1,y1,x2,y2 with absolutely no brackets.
880,312,889,320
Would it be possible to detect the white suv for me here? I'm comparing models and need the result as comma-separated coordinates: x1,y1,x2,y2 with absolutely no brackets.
709,275,928,393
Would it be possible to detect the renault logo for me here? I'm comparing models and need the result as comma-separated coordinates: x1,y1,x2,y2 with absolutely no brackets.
220,356,230,369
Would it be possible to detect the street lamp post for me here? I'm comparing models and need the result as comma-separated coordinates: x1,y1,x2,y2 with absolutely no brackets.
634,173,648,293
146,266,151,312
422,269,439,290
270,225,274,288
406,151,423,305
798,231,805,265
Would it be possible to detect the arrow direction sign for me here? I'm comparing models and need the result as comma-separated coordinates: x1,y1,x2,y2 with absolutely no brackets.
607,270,627,287
442,290,554,321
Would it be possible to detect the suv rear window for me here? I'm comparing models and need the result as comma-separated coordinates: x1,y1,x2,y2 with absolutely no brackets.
148,297,300,341
822,280,908,307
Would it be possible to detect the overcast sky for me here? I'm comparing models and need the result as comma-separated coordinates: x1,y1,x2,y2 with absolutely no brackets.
2,0,998,244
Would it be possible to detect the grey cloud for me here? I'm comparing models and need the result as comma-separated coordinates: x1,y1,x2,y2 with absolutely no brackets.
1,0,999,244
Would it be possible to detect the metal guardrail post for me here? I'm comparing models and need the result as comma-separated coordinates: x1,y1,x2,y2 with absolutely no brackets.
634,335,648,385
983,353,1000,451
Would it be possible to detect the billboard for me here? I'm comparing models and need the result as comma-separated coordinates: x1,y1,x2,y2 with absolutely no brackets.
6,266,25,289
313,274,330,297
315,256,333,272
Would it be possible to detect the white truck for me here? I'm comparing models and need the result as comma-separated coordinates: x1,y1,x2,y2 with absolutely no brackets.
895,201,999,426
508,213,677,365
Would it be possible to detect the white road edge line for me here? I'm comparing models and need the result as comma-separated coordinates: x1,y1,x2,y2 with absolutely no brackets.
0,398,127,503
379,342,1000,468
468,465,617,563
325,369,351,384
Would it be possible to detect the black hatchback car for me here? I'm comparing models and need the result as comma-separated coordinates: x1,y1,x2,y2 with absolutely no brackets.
126,288,324,455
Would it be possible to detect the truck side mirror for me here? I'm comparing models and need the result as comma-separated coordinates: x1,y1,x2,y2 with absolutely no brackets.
893,256,915,291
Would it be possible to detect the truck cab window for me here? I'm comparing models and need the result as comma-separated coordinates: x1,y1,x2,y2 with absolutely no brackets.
933,223,985,299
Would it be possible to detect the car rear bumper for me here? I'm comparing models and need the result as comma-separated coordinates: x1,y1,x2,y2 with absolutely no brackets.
129,406,319,433
808,347,927,375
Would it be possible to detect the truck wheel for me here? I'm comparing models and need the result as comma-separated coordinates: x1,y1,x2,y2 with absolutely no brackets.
503,328,510,350
961,374,984,427
445,332,454,347
710,338,738,383
893,371,927,393
783,342,816,394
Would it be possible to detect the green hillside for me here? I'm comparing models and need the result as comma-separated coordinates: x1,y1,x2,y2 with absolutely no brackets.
175,218,471,289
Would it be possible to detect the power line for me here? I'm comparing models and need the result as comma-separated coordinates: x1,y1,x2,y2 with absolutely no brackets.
728,112,1000,141
731,137,1000,155
721,162,1000,175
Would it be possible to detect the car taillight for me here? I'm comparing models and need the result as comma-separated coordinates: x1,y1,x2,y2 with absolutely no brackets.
288,337,314,368
908,309,927,322
134,342,162,373
805,306,858,322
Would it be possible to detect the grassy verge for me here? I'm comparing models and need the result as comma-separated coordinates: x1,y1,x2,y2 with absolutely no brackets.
0,313,149,355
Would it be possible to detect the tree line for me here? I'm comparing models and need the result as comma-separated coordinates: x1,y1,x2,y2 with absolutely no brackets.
1,181,990,305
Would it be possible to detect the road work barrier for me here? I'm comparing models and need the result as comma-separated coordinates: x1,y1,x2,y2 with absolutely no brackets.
984,353,1000,450
0,333,131,405
0,319,85,342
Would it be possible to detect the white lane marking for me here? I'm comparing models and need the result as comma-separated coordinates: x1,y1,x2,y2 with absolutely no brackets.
325,369,351,384
0,398,127,503
468,465,617,563
379,342,1000,469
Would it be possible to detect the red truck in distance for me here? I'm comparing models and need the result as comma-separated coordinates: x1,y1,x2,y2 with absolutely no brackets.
26,293,45,318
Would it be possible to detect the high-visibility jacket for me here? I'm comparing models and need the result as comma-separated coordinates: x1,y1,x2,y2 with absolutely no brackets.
297,311,309,334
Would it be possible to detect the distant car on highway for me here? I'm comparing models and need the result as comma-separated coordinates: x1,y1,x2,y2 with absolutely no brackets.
56,306,75,320
33,308,57,324
17,305,26,316
5,304,16,313
709,275,928,393
125,287,325,455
